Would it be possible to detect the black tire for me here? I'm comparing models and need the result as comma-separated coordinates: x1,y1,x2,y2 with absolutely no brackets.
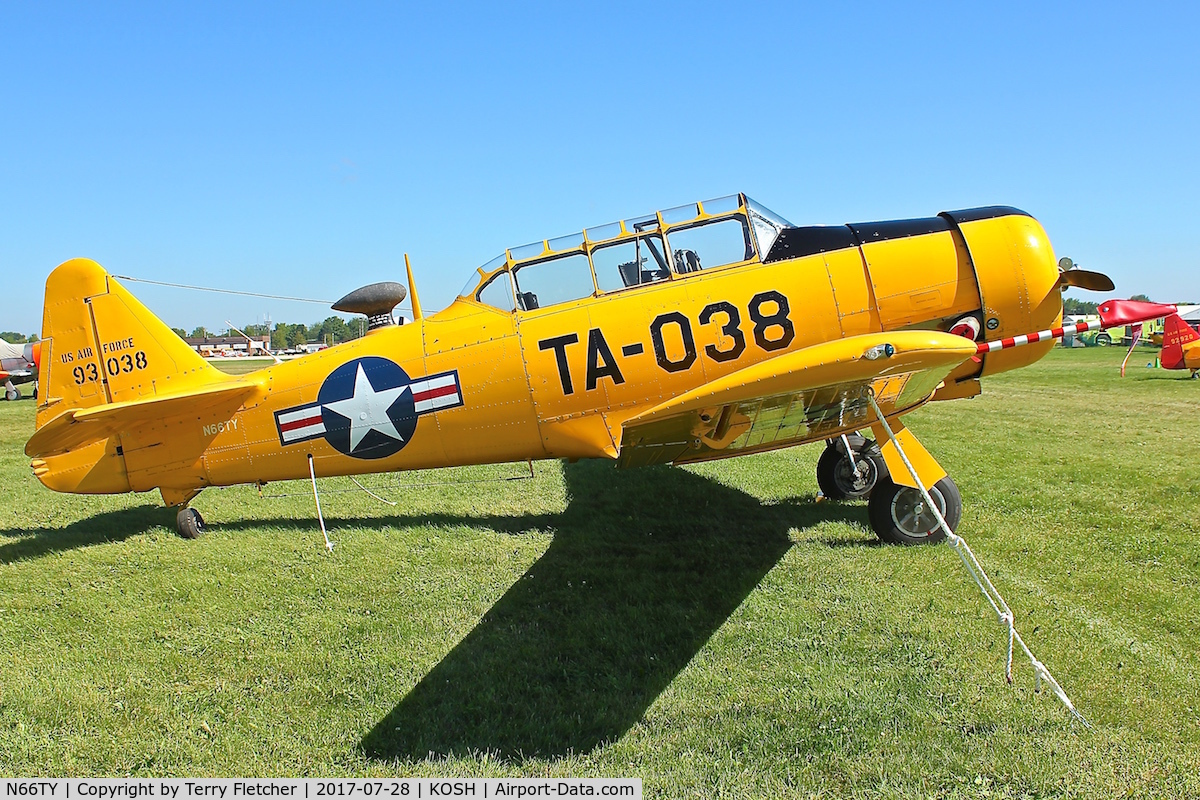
817,435,887,500
4,386,17,401
176,507,206,539
32,385,37,399
1095,333,1111,347
867,475,961,546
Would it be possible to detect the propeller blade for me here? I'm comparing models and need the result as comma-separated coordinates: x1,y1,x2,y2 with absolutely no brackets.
1056,269,1115,292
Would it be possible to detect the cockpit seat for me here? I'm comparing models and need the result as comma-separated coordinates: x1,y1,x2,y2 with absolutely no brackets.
617,261,640,287
674,249,702,273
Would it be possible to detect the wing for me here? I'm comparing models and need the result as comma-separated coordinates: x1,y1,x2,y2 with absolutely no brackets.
25,380,258,458
615,331,977,469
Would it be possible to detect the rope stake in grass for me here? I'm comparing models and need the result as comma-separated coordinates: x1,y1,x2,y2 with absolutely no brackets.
308,454,334,554
866,391,1090,728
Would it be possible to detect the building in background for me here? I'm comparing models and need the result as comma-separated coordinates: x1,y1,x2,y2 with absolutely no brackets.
184,335,271,356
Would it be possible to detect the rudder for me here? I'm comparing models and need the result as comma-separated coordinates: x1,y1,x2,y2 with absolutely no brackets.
1161,313,1200,370
36,258,230,430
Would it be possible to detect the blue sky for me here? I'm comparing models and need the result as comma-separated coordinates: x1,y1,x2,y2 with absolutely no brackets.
2,1,1197,337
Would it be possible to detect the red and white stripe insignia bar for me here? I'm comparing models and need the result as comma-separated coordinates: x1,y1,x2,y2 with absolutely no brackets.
411,371,463,413
275,403,325,444
273,369,464,447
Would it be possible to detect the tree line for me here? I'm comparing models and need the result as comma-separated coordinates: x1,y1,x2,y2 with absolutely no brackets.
0,331,39,344
1063,294,1154,316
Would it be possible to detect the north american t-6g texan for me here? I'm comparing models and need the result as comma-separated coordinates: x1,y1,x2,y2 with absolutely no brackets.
25,194,1172,541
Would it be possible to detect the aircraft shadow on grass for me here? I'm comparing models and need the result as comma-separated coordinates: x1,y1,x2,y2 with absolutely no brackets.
1,458,870,760
0,504,166,563
350,459,868,763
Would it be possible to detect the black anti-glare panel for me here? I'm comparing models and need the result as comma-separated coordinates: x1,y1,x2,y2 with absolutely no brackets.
763,225,856,263
941,206,1031,224
849,216,952,244
763,206,1033,264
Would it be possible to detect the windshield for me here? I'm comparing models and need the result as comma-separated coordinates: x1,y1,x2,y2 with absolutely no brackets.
458,253,507,298
745,197,794,258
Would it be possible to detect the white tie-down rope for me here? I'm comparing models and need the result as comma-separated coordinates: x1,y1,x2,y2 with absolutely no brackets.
866,391,1089,727
350,475,398,506
308,454,335,554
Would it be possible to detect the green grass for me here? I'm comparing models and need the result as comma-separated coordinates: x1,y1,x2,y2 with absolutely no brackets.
1,347,1198,796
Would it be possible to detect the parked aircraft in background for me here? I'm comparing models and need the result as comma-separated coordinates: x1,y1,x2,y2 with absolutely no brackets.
1160,313,1200,376
23,194,1172,542
1,339,40,400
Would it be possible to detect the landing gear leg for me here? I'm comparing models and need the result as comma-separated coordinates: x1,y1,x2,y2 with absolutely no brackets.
816,433,887,500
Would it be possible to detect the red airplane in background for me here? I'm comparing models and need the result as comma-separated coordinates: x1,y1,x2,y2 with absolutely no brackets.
1160,313,1200,376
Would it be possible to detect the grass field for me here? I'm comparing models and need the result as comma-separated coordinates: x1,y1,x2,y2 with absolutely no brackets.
1,347,1197,796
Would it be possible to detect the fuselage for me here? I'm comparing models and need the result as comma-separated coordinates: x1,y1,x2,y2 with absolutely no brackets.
31,196,1063,501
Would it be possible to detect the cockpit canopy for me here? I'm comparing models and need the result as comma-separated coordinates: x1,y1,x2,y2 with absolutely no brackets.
458,193,794,313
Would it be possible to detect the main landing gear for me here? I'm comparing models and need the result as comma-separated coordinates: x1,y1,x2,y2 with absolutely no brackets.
867,476,961,546
817,431,963,546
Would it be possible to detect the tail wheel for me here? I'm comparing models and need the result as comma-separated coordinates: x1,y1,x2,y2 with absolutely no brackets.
176,507,206,539
817,435,887,500
867,476,961,545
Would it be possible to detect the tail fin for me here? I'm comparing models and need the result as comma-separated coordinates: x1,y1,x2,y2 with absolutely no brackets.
1161,313,1200,370
36,258,230,429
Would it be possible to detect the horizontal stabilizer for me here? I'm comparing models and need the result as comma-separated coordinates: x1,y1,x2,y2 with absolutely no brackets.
25,380,257,458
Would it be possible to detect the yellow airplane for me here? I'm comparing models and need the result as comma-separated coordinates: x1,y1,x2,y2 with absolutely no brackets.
24,194,1172,543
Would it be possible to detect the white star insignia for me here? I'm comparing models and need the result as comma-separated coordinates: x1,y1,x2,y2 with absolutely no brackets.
322,363,412,454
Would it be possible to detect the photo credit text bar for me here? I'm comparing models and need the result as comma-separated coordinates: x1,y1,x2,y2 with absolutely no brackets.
2,780,641,800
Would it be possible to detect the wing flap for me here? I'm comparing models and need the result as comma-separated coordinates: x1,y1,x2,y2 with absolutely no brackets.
616,331,976,469
25,380,258,458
